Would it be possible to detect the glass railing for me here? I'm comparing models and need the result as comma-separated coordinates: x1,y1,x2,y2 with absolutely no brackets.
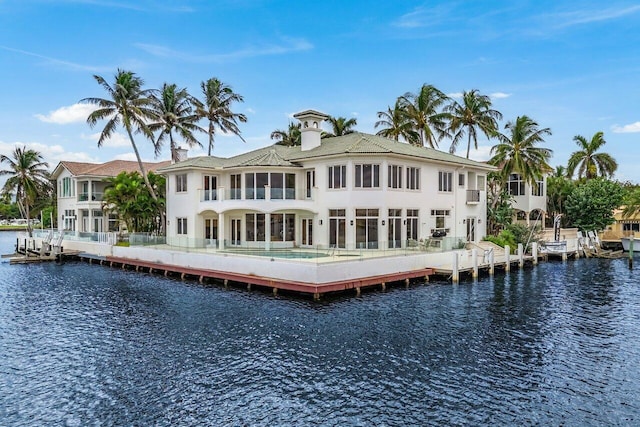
199,188,314,202
126,236,469,263
78,192,104,202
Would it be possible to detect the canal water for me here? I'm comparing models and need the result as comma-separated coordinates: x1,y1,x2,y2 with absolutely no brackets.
1,232,639,426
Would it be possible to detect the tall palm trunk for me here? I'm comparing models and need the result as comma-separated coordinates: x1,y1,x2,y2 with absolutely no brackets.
208,121,215,156
125,125,158,201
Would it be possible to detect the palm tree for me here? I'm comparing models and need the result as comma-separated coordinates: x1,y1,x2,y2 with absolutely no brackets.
81,69,159,200
399,84,450,148
567,132,617,179
322,116,357,138
489,115,553,185
375,100,419,144
0,146,51,237
194,77,247,156
447,89,502,158
148,83,203,162
270,122,301,146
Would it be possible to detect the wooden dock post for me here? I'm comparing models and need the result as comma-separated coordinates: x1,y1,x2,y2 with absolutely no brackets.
518,244,524,268
532,242,538,265
629,237,634,269
472,249,478,278
273,287,278,296
381,282,386,291
452,253,459,283
504,245,510,272
489,249,495,276
355,287,361,297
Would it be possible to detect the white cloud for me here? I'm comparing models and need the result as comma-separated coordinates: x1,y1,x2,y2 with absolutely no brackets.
81,131,130,148
0,45,109,72
447,92,463,99
0,140,98,170
490,92,511,99
35,103,97,124
246,108,256,114
554,5,640,28
134,37,313,63
612,122,640,133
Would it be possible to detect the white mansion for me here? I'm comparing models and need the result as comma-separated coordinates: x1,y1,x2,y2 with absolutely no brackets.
157,110,497,251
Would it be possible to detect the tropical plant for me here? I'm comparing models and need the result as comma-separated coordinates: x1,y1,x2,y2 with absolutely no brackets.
148,83,203,162
398,84,450,148
270,122,301,146
485,172,514,235
0,146,51,236
567,132,618,179
322,116,357,138
622,186,640,219
81,69,159,201
102,171,165,233
375,100,419,144
546,170,575,228
194,77,247,156
489,115,553,185
565,178,624,231
447,89,502,158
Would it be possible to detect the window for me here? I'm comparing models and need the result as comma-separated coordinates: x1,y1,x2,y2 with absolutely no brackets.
356,209,379,249
508,174,525,196
329,209,346,249
245,172,268,199
246,213,266,241
270,213,295,242
108,214,119,232
431,209,451,233
230,174,241,200
532,179,544,197
176,174,187,192
61,177,74,198
388,165,402,189
406,209,419,241
406,167,420,190
203,175,217,201
388,208,402,249
328,165,347,189
63,209,76,231
306,169,315,198
355,164,380,188
623,223,640,232
459,173,465,187
177,217,188,235
438,171,452,192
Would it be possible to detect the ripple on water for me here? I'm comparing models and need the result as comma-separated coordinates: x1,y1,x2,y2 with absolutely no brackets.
1,231,640,425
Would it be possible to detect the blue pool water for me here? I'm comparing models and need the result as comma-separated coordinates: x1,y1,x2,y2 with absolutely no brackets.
1,231,639,425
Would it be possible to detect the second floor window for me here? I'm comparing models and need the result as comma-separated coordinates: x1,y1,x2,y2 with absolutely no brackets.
532,179,544,197
438,171,452,192
406,167,420,190
230,174,241,199
61,177,74,197
355,164,380,188
508,174,525,196
176,174,187,192
388,165,402,189
328,165,346,189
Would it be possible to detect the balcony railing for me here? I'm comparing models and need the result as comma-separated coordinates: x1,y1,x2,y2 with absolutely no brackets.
466,190,480,203
78,192,104,202
199,187,314,202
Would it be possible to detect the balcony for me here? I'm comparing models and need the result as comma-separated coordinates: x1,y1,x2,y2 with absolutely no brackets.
78,192,104,202
199,187,315,203
466,190,480,204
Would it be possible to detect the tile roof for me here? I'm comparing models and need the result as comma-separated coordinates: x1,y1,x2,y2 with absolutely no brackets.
157,132,497,172
57,160,171,178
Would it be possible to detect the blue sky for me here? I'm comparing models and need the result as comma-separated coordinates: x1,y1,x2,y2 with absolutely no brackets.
1,0,639,181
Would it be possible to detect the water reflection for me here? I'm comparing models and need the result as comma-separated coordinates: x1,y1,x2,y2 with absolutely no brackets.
1,232,640,425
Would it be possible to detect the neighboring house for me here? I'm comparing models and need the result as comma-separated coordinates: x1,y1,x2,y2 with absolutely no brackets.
601,208,640,240
158,110,496,251
506,173,547,228
51,159,170,234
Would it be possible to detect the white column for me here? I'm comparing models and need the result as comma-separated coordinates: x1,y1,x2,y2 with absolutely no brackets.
218,213,225,250
472,249,478,278
504,245,511,272
265,213,271,251
518,243,524,268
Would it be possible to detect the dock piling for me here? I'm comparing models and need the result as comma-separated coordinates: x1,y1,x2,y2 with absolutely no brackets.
452,253,459,283
532,242,538,265
505,245,511,272
489,249,495,276
518,244,524,268
472,249,478,278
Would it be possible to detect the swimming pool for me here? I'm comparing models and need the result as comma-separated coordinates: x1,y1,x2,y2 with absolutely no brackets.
223,249,330,259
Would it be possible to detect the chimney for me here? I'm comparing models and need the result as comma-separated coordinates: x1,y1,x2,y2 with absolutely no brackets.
174,147,188,163
293,110,329,151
